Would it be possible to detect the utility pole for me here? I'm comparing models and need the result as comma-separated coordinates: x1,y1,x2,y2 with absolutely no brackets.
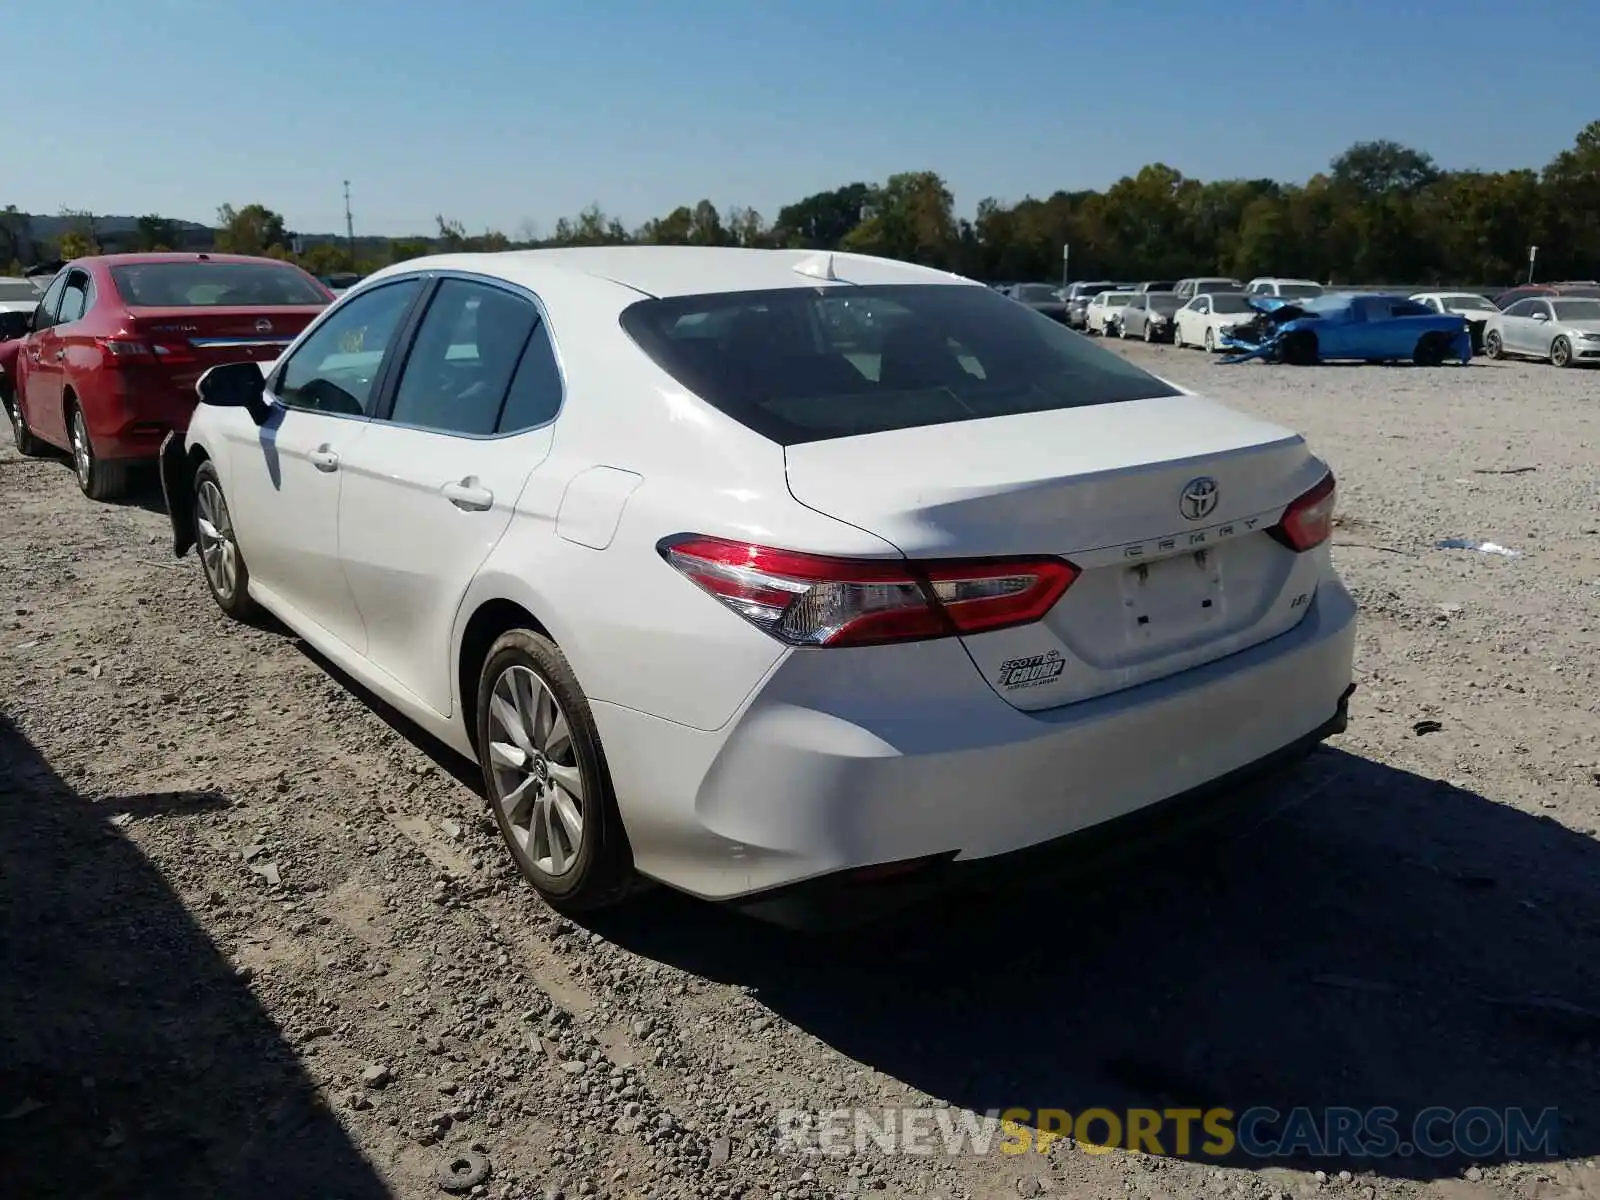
344,180,356,270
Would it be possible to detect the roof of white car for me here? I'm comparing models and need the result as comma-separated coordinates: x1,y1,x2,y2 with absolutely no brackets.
372,246,975,300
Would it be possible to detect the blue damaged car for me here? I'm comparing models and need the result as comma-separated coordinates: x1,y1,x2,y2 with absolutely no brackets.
1219,293,1472,366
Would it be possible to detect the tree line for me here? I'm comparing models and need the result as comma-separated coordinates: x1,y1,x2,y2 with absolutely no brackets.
4,121,1597,286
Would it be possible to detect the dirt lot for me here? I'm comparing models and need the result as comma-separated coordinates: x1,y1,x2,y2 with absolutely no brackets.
2,345,1599,1200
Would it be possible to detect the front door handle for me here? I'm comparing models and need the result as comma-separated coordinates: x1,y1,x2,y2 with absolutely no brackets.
442,477,494,512
54,349,66,361
309,445,340,472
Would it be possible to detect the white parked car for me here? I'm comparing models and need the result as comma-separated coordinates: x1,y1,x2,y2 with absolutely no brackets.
1085,290,1135,335
160,247,1356,925
1246,278,1324,299
1482,296,1600,368
1174,291,1258,351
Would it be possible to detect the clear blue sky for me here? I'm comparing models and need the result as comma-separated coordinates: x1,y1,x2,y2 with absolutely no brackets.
10,0,1595,238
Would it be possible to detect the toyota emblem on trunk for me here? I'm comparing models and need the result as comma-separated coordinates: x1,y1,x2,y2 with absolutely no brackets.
1179,477,1219,521
254,318,273,334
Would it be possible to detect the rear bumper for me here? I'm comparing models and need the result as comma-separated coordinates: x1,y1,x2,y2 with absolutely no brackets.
738,686,1352,930
82,376,195,461
595,579,1358,915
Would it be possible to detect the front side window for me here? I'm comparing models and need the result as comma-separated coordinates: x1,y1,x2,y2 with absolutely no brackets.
619,282,1180,446
388,279,541,436
273,280,422,417
33,274,67,331
1503,299,1538,318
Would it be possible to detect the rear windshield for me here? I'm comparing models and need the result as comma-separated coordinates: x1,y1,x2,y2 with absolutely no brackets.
1444,295,1496,311
110,261,329,307
1013,284,1059,302
619,284,1180,446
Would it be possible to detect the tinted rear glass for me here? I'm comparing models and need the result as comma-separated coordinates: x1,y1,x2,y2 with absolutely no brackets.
618,284,1180,446
111,262,329,307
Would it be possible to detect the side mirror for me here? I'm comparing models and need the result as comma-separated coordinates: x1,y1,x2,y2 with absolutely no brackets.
197,361,272,426
1531,312,1550,322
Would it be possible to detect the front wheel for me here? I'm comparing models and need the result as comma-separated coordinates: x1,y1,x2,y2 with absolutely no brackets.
193,461,257,620
477,631,633,912
3,389,46,457
69,403,129,501
1551,336,1573,368
1484,330,1503,360
1143,321,1156,343
1203,328,1215,353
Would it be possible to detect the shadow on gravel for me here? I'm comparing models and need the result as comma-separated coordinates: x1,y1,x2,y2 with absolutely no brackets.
0,714,391,1200
592,745,1600,1181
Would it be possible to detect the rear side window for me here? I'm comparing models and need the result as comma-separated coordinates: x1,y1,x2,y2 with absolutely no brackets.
619,283,1179,446
110,261,330,307
388,279,540,436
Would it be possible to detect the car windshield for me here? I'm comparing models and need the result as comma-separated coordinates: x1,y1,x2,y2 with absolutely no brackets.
1014,285,1059,302
1148,294,1180,313
1072,284,1113,299
110,261,329,307
1198,280,1239,293
619,283,1181,446
1209,294,1253,314
0,280,37,303
1105,293,1134,307
1553,299,1600,321
1277,283,1323,298
1444,295,1496,312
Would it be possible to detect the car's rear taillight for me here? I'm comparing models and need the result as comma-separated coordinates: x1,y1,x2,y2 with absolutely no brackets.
1269,472,1336,552
98,338,197,366
658,535,1079,648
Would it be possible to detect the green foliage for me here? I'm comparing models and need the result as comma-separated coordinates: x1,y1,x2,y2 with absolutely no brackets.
12,121,1597,282
215,203,288,256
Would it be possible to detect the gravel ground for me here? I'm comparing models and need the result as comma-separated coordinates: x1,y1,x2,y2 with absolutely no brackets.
2,347,1599,1200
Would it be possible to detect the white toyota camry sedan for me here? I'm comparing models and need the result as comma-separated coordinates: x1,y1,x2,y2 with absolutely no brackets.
160,246,1356,926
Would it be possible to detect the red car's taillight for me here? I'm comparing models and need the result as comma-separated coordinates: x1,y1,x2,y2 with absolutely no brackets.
1269,472,1336,552
658,535,1079,648
98,338,197,366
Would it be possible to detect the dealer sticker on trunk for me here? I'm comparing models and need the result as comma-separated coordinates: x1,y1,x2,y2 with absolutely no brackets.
997,650,1065,690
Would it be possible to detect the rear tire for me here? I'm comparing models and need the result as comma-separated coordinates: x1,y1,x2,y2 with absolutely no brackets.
3,387,46,457
193,461,258,620
477,630,634,913
68,401,128,501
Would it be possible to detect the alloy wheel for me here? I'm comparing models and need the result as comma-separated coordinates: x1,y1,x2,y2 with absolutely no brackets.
486,665,586,876
195,479,239,601
70,410,92,488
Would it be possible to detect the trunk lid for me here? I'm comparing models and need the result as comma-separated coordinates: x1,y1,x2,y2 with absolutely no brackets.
783,393,1331,711
123,304,324,396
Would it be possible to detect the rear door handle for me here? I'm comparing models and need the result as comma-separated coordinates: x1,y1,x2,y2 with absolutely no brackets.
53,350,66,361
309,445,339,472
442,478,494,512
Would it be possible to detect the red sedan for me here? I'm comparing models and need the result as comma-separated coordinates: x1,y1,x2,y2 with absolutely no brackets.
3,252,332,499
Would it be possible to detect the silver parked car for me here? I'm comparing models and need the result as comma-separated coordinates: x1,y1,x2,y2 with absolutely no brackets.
1117,291,1181,342
1483,296,1600,368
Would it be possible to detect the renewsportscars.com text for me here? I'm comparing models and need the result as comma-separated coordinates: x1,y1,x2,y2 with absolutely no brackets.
774,1106,1561,1160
